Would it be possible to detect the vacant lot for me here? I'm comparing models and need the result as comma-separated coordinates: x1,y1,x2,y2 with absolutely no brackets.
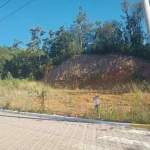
0,79,150,124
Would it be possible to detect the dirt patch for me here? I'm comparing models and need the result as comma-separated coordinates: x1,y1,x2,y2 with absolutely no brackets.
48,54,150,89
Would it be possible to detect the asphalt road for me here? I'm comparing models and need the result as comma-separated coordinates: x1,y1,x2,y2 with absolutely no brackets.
0,112,150,150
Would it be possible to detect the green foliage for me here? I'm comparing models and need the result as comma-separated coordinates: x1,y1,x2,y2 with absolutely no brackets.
37,90,46,113
12,39,23,50
0,47,52,80
121,0,144,56
85,0,150,60
26,26,45,50
0,47,13,78
71,6,94,53
133,69,145,81
5,72,13,80
28,73,35,81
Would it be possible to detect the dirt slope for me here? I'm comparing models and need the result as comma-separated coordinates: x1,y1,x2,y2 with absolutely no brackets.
48,54,150,89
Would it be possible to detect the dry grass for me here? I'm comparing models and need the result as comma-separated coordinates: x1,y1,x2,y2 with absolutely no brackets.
0,79,150,124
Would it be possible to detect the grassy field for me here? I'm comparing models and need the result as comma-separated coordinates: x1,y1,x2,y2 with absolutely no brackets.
0,79,150,124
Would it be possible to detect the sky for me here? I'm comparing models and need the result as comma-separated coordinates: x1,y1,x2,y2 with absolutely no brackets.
0,0,141,47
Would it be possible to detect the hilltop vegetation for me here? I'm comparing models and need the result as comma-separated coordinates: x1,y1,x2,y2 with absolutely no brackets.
0,0,150,82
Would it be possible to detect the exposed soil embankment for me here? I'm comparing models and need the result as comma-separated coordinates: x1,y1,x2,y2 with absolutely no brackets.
48,54,150,89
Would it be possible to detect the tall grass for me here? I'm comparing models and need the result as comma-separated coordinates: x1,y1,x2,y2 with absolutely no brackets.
0,79,149,124
98,81,150,123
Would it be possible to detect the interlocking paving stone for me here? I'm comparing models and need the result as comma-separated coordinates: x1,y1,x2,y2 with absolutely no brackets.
98,136,150,148
0,112,149,150
121,129,150,135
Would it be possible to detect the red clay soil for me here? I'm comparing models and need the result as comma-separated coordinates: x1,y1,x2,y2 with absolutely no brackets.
48,54,150,89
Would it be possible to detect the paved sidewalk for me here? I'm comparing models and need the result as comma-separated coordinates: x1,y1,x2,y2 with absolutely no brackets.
0,112,150,150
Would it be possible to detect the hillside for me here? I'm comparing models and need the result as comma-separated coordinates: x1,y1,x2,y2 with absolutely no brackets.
48,54,150,89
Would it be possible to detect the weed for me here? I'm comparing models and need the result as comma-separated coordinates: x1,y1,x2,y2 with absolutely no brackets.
24,99,31,112
2,101,11,110
133,69,145,81
5,72,13,80
0,79,149,124
37,90,46,113
94,70,102,79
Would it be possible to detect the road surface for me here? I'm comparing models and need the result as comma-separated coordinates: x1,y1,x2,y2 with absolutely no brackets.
0,112,150,150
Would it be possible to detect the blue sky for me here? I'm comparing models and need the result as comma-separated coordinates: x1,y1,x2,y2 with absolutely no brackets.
0,0,140,47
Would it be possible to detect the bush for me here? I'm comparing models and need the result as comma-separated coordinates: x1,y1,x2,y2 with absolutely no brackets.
5,72,13,80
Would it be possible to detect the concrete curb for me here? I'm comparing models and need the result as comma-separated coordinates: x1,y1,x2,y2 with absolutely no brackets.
0,109,150,129
0,109,130,127
131,123,150,129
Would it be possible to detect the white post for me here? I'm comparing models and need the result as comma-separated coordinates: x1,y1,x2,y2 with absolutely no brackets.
141,0,150,44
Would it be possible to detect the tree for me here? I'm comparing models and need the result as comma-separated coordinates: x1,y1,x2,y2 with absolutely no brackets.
26,26,46,65
70,6,94,54
4,49,48,79
42,26,77,65
12,39,23,50
87,20,124,54
0,47,12,78
26,26,45,50
121,0,145,56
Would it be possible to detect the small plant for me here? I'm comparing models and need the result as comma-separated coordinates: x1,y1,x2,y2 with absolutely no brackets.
24,99,31,112
2,101,11,110
37,90,46,113
28,73,35,81
133,69,145,81
94,70,102,79
5,72,13,80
